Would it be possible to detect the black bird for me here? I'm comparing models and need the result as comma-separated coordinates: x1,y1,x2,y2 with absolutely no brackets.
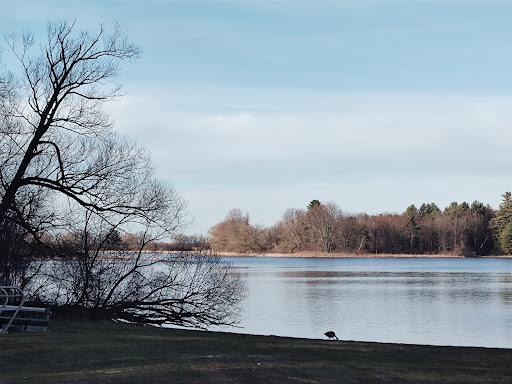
324,331,338,340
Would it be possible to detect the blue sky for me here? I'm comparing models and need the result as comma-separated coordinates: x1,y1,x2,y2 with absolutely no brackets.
3,1,512,234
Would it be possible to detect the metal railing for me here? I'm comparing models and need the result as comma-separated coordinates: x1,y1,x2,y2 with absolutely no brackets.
0,286,26,334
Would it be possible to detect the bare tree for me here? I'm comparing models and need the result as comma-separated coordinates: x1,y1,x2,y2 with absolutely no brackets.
0,22,140,237
209,209,261,253
37,208,245,328
0,21,180,284
0,21,246,328
273,208,308,253
305,202,340,253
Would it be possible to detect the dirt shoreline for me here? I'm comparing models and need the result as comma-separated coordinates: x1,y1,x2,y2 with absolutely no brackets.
101,250,512,261
2,321,511,383
217,251,512,259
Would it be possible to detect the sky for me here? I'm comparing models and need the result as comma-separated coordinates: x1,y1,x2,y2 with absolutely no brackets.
2,0,512,234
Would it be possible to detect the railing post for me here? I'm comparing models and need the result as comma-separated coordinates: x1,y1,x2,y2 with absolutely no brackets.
0,286,25,334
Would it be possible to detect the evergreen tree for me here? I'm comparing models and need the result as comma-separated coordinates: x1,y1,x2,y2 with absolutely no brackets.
492,192,512,235
103,229,124,250
307,200,321,210
403,205,420,253
418,202,440,253
500,222,512,255
470,201,487,215
419,202,440,218
491,192,512,254
444,201,469,216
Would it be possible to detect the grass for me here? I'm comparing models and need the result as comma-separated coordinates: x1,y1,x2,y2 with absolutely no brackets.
1,321,512,383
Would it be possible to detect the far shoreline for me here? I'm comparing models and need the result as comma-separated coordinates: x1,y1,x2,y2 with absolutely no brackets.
216,251,512,259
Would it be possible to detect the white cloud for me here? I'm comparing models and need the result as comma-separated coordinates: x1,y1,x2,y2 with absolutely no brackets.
107,87,512,233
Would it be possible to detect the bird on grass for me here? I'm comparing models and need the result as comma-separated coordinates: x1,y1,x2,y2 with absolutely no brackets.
324,331,338,340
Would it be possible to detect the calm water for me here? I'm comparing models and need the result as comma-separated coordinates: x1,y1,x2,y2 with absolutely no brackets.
215,257,512,348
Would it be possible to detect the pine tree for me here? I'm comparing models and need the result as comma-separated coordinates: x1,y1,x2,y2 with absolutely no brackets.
500,222,512,255
492,192,512,253
419,202,440,218
404,205,420,253
307,200,321,210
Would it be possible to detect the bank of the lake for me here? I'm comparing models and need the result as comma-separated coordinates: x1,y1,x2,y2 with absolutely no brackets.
1,321,511,383
218,251,512,258
219,251,462,258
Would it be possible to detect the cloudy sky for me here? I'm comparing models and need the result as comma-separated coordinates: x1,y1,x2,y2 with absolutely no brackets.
3,0,512,234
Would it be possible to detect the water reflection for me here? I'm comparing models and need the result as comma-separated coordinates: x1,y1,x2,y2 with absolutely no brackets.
215,257,512,348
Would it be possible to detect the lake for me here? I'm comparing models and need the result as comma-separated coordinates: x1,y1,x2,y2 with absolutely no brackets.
214,257,512,348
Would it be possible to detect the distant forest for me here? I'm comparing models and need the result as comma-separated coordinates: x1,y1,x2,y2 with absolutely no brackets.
205,193,512,256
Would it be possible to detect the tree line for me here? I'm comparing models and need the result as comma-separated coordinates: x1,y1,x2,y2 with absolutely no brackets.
208,193,512,256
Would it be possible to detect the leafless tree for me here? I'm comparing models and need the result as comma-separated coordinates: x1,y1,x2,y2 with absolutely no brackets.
305,202,340,253
209,209,263,253
209,199,498,256
36,209,244,328
0,21,246,327
273,208,308,253
0,21,144,220
0,21,180,283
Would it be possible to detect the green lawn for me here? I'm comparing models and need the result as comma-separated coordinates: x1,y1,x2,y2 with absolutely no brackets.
1,322,511,383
